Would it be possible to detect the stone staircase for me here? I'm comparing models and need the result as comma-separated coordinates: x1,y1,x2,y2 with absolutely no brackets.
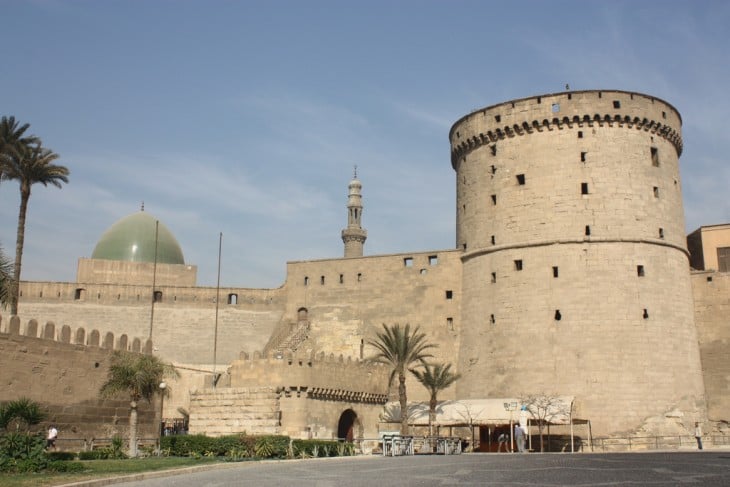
264,319,311,356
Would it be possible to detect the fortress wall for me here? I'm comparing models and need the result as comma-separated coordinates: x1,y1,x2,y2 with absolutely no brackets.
14,290,285,365
76,258,197,286
0,314,157,444
451,91,705,437
19,280,284,308
230,351,390,398
280,250,462,401
691,270,730,424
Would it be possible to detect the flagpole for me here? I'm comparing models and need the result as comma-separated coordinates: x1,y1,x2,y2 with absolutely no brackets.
149,220,159,340
212,232,222,387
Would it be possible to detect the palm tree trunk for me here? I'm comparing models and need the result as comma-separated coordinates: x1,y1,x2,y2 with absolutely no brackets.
129,401,138,457
399,371,408,435
429,397,436,438
11,185,30,316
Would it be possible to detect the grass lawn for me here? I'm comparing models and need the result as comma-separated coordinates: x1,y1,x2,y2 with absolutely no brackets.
0,457,227,487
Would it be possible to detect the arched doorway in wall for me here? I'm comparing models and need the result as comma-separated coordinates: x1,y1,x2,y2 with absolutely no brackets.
337,409,359,442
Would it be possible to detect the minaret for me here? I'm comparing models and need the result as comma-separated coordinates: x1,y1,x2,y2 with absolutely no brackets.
341,166,367,257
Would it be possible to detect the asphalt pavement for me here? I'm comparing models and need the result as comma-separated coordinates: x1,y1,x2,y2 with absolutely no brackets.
60,451,730,487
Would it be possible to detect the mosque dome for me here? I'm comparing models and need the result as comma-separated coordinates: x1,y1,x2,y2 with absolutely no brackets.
91,211,185,264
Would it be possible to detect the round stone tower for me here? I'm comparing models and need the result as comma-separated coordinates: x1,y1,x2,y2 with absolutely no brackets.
450,90,706,436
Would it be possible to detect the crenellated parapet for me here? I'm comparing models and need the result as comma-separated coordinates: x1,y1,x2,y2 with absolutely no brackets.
231,349,390,403
450,90,683,167
0,312,152,353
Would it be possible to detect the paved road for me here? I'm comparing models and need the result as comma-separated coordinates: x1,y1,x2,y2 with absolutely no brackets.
107,452,730,486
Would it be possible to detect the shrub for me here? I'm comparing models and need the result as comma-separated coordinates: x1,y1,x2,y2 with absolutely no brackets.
47,460,86,473
47,451,76,461
291,439,353,458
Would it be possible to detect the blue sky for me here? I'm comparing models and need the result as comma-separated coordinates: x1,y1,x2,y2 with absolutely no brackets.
1,0,728,288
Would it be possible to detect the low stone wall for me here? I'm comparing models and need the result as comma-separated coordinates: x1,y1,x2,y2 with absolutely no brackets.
188,387,280,437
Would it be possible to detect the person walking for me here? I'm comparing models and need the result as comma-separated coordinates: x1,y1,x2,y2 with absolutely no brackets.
694,422,703,450
515,423,526,453
46,425,58,451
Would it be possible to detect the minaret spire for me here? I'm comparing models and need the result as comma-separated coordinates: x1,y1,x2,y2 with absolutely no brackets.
341,167,367,258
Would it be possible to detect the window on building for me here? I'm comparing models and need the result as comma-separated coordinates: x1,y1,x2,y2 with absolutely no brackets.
552,103,560,113
429,255,438,265
490,145,497,156
446,290,453,299
304,276,309,286
516,174,525,185
613,100,621,109
228,294,238,305
585,225,591,236
320,276,325,285
491,194,497,205
554,310,562,321
490,314,495,324
651,147,659,167
154,291,163,303
495,115,501,123
74,288,85,300
578,131,583,138
659,228,664,239
637,265,645,277
357,273,362,282
404,257,413,267
581,152,587,162
339,274,344,284
553,266,559,278
491,272,496,283
643,308,649,319
514,259,523,271
581,182,589,194
447,317,454,330
718,247,730,272
653,186,660,198
491,235,496,245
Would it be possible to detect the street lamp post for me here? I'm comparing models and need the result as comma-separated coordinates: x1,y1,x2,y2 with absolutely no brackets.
158,382,167,449
504,401,517,453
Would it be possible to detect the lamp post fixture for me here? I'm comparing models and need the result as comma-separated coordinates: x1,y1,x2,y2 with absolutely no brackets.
158,382,167,446
503,401,518,453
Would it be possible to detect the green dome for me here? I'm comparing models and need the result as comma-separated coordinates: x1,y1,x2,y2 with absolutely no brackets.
91,211,185,264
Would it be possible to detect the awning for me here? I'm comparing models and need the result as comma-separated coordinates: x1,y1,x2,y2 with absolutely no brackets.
381,397,575,426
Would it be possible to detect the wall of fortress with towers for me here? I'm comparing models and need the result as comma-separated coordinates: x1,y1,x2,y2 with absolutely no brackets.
3,90,730,444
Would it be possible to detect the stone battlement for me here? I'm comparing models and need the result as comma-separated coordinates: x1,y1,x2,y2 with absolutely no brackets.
231,350,390,401
0,312,152,353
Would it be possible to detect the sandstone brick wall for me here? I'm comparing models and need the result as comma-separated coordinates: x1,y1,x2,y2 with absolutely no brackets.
450,90,705,437
188,388,280,437
0,314,157,446
692,270,730,424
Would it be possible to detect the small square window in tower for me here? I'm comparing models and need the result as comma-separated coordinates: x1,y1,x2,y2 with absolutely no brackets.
581,152,587,162
516,174,525,185
490,145,497,156
404,257,413,267
651,147,659,167
653,186,660,198
581,183,589,195
552,266,559,278
491,272,496,283
491,194,497,205
718,247,730,272
578,131,583,138
613,100,621,109
637,265,645,277
429,255,438,265
446,290,453,300
514,260,523,271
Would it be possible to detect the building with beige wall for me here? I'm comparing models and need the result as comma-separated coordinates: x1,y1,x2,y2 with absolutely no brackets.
5,90,729,446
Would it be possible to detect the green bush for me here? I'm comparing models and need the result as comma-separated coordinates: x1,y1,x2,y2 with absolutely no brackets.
0,432,49,472
291,439,354,457
47,451,76,461
160,434,291,458
47,460,86,472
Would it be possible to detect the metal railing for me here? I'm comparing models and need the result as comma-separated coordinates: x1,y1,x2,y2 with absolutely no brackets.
380,435,463,456
592,434,730,452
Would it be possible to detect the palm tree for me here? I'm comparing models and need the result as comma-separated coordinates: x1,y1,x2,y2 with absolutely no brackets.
99,351,178,457
0,397,46,432
0,244,13,308
367,323,436,434
0,116,38,185
411,362,461,437
2,141,69,315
